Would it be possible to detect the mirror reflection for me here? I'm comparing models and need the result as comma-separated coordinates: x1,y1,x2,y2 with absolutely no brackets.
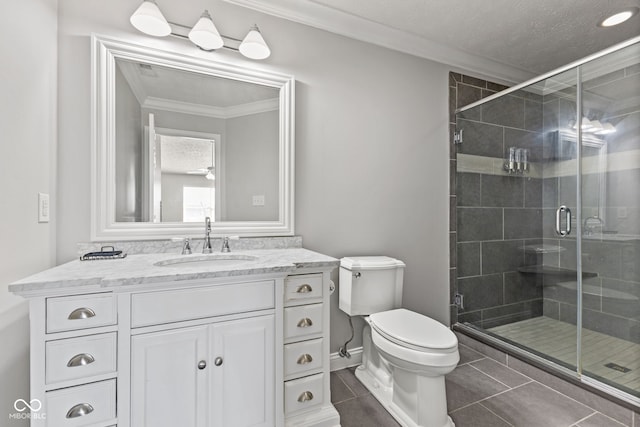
114,58,280,224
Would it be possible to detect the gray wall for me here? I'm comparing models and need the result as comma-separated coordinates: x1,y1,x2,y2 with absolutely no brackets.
225,111,279,221
0,0,58,424
56,0,450,357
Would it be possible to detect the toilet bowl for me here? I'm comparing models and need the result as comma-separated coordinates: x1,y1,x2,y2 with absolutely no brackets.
339,257,459,427
369,309,458,427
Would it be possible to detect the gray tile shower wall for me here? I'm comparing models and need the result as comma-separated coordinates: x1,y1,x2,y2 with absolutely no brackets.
449,72,510,325
450,72,545,328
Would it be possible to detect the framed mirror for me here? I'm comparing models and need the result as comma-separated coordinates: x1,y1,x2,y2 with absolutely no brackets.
91,35,294,240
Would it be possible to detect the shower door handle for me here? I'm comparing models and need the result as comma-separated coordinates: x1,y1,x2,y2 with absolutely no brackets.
555,205,572,236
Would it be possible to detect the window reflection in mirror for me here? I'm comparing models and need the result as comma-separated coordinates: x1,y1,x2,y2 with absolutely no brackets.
114,57,280,224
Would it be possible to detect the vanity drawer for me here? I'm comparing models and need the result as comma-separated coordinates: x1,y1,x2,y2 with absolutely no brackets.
284,373,324,415
284,274,323,305
131,280,274,327
284,304,323,341
45,332,117,385
284,338,323,380
46,294,117,333
45,379,116,426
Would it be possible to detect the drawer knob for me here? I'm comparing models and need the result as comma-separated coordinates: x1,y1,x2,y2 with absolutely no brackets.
198,360,207,370
297,318,313,328
214,357,223,367
297,391,314,402
67,308,96,320
67,353,95,367
296,284,313,293
66,403,94,418
297,354,313,365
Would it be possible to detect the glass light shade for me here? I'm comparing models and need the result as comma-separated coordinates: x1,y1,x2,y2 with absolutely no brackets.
584,120,602,133
581,118,594,130
239,25,271,60
595,122,616,135
188,10,224,50
130,0,171,37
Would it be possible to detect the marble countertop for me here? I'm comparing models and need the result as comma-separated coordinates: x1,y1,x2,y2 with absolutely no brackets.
10,248,339,294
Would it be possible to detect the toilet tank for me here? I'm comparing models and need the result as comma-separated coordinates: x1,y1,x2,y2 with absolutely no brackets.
339,256,405,316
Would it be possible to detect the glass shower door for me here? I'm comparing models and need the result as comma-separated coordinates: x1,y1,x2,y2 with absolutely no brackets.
455,67,582,373
455,38,640,402
578,42,640,397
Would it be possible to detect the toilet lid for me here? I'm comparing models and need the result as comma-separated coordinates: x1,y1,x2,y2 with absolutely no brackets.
369,308,457,351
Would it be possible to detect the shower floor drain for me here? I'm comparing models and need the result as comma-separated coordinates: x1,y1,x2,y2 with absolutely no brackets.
604,362,631,373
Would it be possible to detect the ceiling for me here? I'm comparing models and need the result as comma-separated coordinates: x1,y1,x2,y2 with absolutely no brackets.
224,0,640,83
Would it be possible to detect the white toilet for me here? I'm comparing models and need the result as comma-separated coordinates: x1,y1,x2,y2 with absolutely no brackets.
339,256,459,427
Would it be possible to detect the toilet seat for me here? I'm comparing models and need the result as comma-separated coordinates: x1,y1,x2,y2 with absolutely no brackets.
369,308,457,353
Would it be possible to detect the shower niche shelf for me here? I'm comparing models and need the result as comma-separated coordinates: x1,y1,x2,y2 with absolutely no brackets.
518,265,598,279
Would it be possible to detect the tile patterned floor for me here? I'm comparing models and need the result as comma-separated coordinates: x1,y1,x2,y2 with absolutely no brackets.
331,343,635,427
488,316,640,394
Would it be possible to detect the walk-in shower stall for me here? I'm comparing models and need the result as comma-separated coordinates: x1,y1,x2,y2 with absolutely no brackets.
454,37,640,405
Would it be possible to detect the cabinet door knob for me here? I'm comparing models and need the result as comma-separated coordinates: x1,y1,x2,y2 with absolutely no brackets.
297,354,313,365
66,403,94,418
214,357,223,366
198,360,207,370
296,284,313,293
297,318,313,328
297,391,314,402
67,307,96,320
67,353,95,367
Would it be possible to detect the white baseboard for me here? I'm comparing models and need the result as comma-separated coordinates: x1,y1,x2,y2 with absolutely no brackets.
329,346,363,372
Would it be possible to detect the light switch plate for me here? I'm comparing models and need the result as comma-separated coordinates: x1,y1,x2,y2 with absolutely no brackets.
38,193,50,223
252,195,265,206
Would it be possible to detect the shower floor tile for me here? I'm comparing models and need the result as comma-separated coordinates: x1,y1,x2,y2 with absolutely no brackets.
488,316,640,395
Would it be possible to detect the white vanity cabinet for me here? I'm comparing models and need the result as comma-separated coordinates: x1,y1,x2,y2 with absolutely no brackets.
283,273,339,427
13,249,341,427
28,292,119,427
128,278,277,427
130,315,275,427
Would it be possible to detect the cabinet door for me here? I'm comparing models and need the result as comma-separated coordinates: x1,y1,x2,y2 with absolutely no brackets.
210,315,275,427
131,326,209,427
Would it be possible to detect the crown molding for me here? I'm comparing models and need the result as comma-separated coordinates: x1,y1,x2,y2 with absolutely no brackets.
142,96,279,119
223,0,535,84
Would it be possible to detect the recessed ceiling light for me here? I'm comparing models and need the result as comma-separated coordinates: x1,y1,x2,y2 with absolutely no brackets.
598,7,639,27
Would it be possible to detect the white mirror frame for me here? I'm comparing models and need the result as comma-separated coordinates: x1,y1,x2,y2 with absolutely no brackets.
91,35,294,241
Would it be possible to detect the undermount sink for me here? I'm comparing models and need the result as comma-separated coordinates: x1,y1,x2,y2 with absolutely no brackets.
154,254,258,268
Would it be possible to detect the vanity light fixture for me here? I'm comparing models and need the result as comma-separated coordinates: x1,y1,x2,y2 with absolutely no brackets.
598,7,639,27
130,0,171,36
188,10,224,51
594,122,616,135
570,117,616,135
129,0,271,60
238,25,271,60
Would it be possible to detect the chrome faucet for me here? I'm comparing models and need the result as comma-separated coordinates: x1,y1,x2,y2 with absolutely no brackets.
181,238,192,255
203,217,213,253
221,237,231,253
583,216,603,236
